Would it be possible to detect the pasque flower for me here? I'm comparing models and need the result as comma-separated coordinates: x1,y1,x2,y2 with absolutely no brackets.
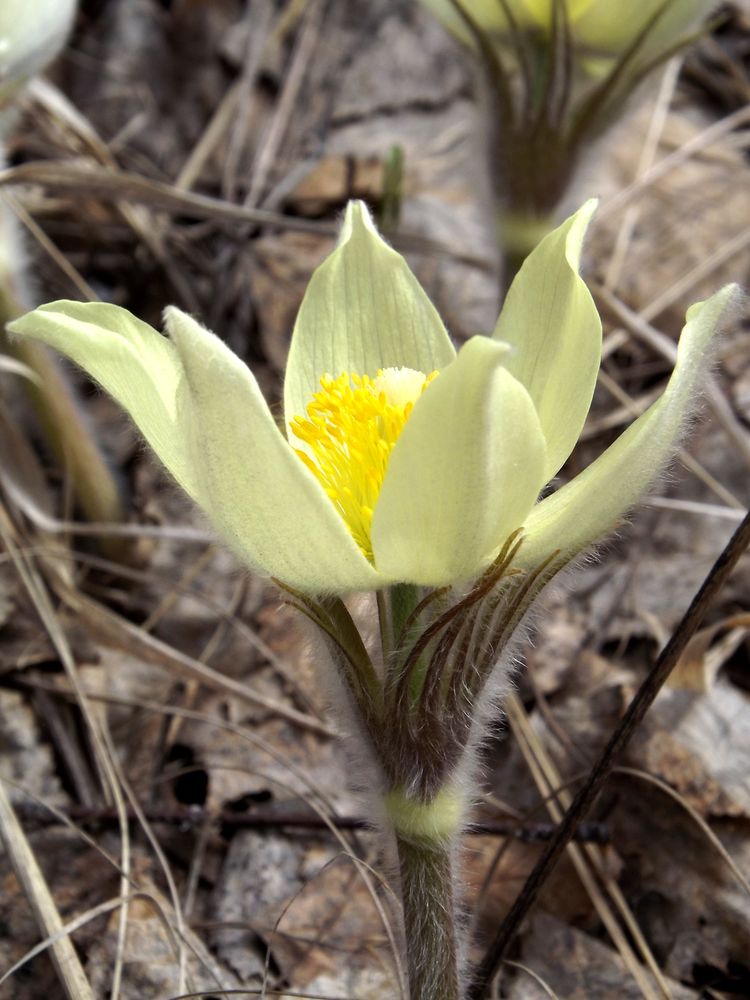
8,201,735,594
7,200,738,1000
0,0,77,102
420,0,719,277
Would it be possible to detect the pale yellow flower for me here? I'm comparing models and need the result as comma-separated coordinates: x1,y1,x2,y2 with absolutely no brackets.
9,202,735,593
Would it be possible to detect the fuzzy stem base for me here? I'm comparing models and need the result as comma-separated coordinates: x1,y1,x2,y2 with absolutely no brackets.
395,833,461,1000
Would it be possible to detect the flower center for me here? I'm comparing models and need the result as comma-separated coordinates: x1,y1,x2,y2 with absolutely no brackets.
291,366,437,560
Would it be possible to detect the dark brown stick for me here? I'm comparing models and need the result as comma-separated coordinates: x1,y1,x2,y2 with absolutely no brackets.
470,507,750,999
11,800,609,843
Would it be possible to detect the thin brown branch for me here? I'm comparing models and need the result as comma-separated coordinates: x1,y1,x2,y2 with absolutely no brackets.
470,507,750,999
10,800,610,844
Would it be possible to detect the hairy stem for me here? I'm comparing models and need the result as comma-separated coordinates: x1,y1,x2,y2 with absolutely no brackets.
396,833,461,1000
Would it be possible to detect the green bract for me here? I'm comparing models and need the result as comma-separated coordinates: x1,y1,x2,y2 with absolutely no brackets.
8,201,735,594
0,0,77,101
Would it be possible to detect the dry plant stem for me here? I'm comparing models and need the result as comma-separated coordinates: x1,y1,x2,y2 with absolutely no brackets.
470,507,750,998
0,782,95,1000
9,798,609,841
0,161,494,272
396,834,461,1000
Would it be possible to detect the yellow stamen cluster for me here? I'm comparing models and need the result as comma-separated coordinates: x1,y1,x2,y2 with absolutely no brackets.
292,367,437,560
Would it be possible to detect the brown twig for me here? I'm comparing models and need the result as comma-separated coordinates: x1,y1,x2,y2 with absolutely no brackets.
470,507,750,999
11,800,609,844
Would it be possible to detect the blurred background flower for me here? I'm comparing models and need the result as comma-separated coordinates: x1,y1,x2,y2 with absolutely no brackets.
0,0,77,104
420,0,720,283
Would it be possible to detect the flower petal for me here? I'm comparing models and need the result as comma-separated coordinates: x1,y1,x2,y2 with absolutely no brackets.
8,300,199,493
9,301,381,593
163,307,382,593
283,201,456,434
493,200,602,481
517,285,738,572
371,335,548,586
575,0,711,55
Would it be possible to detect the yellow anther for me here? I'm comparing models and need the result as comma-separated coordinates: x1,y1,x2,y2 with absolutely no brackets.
293,366,437,560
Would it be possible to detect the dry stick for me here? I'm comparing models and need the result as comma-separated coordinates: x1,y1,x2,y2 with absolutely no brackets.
597,103,750,220
595,283,750,470
470,507,750,999
10,800,609,843
26,78,200,312
603,57,681,292
244,0,322,208
57,585,333,737
222,0,276,202
505,694,666,1000
0,783,96,1000
0,161,495,270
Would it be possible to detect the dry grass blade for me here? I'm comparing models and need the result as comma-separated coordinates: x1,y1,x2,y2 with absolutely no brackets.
595,284,750,469
0,159,494,270
20,686,408,997
645,497,745,522
615,766,750,898
97,720,131,1000
4,192,97,300
0,160,339,234
610,226,750,333
245,0,323,208
141,546,218,632
471,508,750,997
503,693,669,1000
0,782,96,1000
187,759,406,998
0,504,139,991
55,584,334,737
603,58,682,292
0,465,215,540
598,104,750,219
221,1,276,201
26,77,201,309
99,720,192,994
68,546,319,713
0,506,221,993
165,990,367,999
0,892,183,991
174,79,243,192
259,851,400,998
502,958,562,1000
594,366,744,510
